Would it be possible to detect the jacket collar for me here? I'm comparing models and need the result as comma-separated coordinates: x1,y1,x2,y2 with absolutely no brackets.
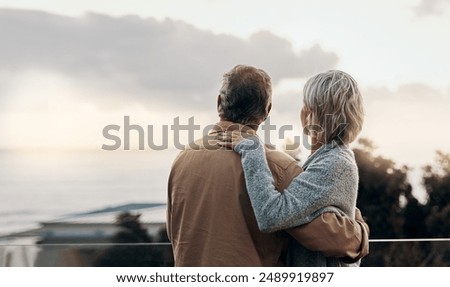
209,121,257,136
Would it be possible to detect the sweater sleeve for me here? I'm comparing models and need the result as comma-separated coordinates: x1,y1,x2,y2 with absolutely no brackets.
235,137,353,233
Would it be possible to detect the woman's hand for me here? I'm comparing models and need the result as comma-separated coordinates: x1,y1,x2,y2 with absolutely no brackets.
217,130,247,150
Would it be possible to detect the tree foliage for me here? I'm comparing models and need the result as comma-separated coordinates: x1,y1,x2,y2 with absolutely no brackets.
354,139,450,266
94,212,172,266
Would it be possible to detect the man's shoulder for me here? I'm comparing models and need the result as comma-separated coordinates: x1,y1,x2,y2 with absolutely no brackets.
265,148,301,171
265,148,296,167
264,148,302,191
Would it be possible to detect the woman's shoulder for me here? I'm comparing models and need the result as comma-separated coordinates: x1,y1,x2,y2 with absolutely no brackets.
311,144,357,172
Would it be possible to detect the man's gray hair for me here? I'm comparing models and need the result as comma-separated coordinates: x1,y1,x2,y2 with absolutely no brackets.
218,65,272,125
303,70,364,145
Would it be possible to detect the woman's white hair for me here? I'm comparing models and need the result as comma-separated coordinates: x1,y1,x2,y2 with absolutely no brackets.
303,70,364,145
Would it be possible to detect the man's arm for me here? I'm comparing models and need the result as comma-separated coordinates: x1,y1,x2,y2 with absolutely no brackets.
278,160,369,262
287,208,370,262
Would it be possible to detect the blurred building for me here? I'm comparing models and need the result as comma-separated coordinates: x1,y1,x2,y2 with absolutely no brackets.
0,203,170,267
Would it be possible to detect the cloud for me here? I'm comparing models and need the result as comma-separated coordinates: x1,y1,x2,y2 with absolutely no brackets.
364,83,448,102
0,9,338,111
353,83,450,168
414,0,450,16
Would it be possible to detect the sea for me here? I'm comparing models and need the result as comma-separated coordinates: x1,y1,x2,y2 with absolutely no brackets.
0,149,179,236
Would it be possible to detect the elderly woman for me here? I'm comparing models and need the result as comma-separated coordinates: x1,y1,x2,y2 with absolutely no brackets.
220,70,365,266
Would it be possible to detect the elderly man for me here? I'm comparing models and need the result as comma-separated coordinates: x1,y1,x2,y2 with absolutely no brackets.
167,65,369,266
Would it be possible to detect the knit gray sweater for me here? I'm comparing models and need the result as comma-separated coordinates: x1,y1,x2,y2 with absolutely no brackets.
235,138,359,266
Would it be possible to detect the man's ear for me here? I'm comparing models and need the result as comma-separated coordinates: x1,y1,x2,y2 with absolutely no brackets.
217,95,222,113
262,103,272,121
267,103,272,114
261,103,272,122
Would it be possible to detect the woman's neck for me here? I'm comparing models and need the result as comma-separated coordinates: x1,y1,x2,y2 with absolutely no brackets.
310,137,323,155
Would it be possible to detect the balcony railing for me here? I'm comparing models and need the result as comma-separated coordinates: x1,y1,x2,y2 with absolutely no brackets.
1,239,449,267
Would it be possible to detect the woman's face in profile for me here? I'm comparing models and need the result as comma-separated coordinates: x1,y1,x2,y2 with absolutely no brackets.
300,105,310,130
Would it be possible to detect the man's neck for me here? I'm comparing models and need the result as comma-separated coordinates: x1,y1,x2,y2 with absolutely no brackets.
219,117,260,131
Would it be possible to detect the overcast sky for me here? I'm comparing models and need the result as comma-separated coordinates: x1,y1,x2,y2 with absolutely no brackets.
0,0,449,171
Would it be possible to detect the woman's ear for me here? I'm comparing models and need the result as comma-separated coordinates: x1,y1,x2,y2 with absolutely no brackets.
300,106,309,128
301,106,315,136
